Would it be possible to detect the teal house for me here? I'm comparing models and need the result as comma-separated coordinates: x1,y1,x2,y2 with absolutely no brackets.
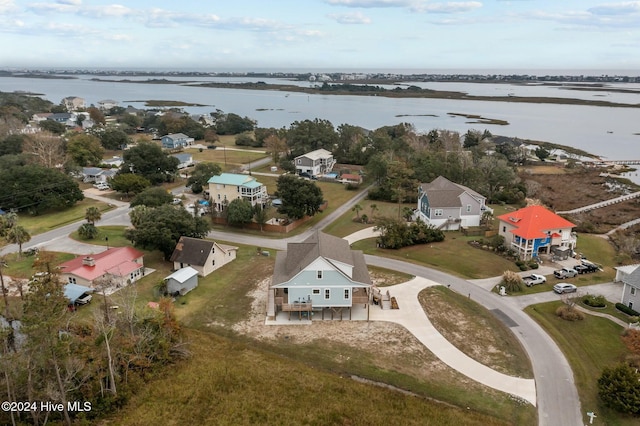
268,232,372,321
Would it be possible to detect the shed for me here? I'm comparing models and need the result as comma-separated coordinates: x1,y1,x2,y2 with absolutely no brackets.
165,266,199,296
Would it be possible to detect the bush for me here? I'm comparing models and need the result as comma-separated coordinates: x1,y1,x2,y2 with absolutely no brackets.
555,305,585,321
583,295,606,308
515,260,525,268
501,270,523,293
528,261,539,269
518,264,528,271
598,363,640,415
616,303,640,316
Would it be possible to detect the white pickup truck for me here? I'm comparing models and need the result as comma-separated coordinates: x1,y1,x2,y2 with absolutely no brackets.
523,273,547,287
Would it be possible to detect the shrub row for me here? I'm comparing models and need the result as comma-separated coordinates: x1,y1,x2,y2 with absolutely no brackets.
616,303,640,316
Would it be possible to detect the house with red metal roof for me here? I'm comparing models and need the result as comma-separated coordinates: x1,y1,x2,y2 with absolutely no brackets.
58,246,146,287
497,205,576,260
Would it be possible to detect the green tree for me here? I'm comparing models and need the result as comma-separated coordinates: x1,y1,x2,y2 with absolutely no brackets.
286,119,337,157
598,363,640,415
226,198,254,226
99,128,130,150
352,204,362,220
66,133,104,166
476,156,517,203
6,225,30,260
85,206,102,225
110,173,151,197
253,204,268,231
77,223,98,239
120,141,179,184
535,146,551,161
126,204,210,258
187,162,222,194
0,212,18,237
0,164,84,213
130,187,174,207
0,134,25,156
214,112,256,135
276,174,324,220
38,119,66,134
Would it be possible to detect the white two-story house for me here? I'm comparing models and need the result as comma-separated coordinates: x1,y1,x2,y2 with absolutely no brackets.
294,149,336,177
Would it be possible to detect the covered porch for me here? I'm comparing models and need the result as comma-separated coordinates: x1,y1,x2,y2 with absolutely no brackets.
266,287,370,324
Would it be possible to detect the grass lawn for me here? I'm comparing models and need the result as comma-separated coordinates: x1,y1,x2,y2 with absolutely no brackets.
323,200,415,238
188,146,268,169
69,225,131,248
2,251,76,279
17,199,114,235
525,301,638,425
420,286,533,379
351,232,520,279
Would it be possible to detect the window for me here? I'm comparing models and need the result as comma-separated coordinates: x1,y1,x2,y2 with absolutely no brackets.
68,277,76,284
503,226,506,232
317,270,323,279
344,289,350,300
297,159,301,164
212,259,215,266
324,289,330,300
434,209,443,217
466,204,472,212
312,289,320,295
632,287,637,296
212,247,215,254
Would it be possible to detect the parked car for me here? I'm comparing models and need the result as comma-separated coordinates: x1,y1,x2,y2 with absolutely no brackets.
523,273,547,287
93,182,110,190
75,294,93,305
299,172,312,179
578,260,601,273
553,283,577,294
554,267,578,279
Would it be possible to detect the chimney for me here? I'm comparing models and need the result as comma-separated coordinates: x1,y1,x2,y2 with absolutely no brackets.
82,256,95,267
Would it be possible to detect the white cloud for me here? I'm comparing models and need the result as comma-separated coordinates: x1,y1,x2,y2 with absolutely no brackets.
0,0,18,13
412,2,482,13
79,4,137,18
327,11,372,24
324,0,410,7
588,1,640,15
56,0,82,5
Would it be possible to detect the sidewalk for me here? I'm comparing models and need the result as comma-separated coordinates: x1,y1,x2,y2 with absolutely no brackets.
370,277,537,405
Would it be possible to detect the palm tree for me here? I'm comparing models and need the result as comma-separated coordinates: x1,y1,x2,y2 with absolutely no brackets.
352,204,362,220
6,226,30,259
0,212,17,237
0,256,10,319
369,203,378,218
85,206,102,225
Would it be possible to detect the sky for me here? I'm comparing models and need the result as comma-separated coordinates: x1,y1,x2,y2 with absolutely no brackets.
1,0,640,72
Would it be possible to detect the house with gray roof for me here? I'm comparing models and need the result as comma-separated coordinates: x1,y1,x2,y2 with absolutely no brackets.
294,148,336,177
169,236,238,277
171,153,194,169
417,176,490,231
161,133,194,149
621,265,640,311
268,232,372,321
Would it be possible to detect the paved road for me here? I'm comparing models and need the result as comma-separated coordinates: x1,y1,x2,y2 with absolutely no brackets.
365,255,582,426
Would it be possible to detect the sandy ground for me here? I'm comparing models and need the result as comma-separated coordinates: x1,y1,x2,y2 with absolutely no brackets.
231,277,439,363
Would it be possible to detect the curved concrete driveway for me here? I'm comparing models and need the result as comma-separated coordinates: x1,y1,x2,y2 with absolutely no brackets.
370,276,536,405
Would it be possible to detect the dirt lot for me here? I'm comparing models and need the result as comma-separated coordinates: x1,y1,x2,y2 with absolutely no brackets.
520,166,640,233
